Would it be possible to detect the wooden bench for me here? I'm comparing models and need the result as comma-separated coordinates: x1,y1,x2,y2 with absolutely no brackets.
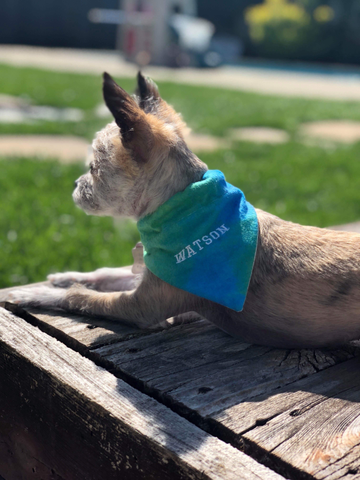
1,287,360,479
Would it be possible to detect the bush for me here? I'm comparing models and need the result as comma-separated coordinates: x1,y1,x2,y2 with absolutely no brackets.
245,0,360,64
245,0,310,56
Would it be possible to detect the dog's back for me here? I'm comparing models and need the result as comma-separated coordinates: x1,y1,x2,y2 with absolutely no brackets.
201,209,360,348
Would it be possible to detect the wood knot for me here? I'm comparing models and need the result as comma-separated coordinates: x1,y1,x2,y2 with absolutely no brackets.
198,387,213,394
86,325,98,330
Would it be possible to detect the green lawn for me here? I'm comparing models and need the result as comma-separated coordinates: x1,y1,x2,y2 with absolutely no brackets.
1,64,360,287
2,63,360,139
1,158,139,287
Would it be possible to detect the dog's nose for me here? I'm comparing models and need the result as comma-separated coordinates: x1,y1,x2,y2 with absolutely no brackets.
74,179,79,188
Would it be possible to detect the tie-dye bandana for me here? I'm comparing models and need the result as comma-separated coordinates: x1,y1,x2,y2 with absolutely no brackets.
137,170,258,311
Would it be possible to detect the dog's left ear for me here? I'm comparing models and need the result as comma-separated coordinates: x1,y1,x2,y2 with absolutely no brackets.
103,72,152,162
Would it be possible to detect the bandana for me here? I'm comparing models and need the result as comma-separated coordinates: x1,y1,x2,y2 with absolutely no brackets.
137,170,258,311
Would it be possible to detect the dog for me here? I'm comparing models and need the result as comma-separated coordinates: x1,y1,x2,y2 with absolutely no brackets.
5,72,360,349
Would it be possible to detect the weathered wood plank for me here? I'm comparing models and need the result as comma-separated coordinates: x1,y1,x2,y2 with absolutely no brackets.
214,361,358,436
214,356,360,480
30,308,203,348
32,308,146,347
245,386,360,479
3,293,360,479
93,326,358,417
0,307,284,480
77,318,360,480
316,447,360,479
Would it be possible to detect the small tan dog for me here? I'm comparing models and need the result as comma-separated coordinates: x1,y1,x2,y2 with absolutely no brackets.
6,72,360,349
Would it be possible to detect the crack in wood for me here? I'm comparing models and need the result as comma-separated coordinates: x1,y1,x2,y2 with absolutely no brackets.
297,351,302,371
31,456,66,480
239,436,315,480
204,392,356,480
232,413,284,437
306,359,320,374
141,347,275,386
310,434,360,478
313,351,319,366
278,349,292,368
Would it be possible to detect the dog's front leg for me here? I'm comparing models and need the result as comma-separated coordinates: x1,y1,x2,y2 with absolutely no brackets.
48,266,140,292
6,269,202,329
64,269,202,328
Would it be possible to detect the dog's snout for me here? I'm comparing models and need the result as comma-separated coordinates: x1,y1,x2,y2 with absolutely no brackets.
74,178,80,188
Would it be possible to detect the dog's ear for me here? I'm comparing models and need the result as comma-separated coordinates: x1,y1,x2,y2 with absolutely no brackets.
136,71,160,112
136,71,188,138
103,72,152,161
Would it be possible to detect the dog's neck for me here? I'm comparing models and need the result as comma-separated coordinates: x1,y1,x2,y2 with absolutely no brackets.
132,156,208,220
132,192,151,219
132,164,207,220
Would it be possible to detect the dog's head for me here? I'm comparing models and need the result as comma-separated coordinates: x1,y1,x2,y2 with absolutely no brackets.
73,72,207,219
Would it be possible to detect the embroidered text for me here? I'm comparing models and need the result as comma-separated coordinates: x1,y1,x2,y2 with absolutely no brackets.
175,224,230,264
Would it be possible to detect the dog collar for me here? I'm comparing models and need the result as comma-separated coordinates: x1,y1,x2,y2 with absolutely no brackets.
137,170,258,311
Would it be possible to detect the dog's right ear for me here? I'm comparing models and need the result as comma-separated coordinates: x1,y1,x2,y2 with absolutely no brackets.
103,72,152,162
135,71,188,139
136,71,160,112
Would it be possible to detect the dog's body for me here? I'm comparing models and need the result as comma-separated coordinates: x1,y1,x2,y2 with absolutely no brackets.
6,73,360,348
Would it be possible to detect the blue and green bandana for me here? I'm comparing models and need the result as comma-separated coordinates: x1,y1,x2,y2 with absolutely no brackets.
137,170,258,311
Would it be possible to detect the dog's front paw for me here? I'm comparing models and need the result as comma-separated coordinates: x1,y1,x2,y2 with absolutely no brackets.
6,286,66,310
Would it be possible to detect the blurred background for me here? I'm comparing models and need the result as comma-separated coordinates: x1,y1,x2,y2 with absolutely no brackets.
2,0,360,67
2,0,360,288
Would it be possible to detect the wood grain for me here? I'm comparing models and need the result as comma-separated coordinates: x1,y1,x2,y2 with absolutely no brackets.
0,307,284,480
93,324,358,418
213,356,360,480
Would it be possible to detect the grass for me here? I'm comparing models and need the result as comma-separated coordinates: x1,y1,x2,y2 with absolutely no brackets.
1,63,360,287
3,63,360,139
1,158,139,287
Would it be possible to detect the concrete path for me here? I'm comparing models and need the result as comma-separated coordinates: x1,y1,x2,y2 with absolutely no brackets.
2,45,360,101
0,135,89,162
0,131,230,162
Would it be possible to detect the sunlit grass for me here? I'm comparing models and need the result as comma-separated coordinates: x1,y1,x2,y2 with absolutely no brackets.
2,63,360,139
0,158,139,288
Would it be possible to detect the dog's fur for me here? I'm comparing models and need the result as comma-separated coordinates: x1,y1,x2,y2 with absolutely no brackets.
6,72,360,349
